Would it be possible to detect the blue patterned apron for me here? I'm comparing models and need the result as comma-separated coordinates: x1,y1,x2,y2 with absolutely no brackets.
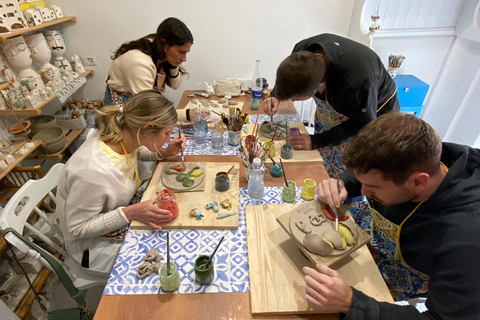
312,96,352,178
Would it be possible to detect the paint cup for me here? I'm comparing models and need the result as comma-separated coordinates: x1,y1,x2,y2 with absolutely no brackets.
194,255,215,285
281,144,293,159
270,163,283,178
228,130,242,146
301,179,317,201
159,262,180,293
157,189,179,220
282,180,296,203
215,172,230,192
289,127,300,136
245,134,255,150
264,140,275,157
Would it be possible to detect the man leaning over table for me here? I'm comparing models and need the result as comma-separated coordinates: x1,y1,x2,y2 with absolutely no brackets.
304,112,480,319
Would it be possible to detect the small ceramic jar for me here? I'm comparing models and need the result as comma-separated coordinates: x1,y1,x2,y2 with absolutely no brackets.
270,163,283,178
281,144,293,159
282,181,296,203
301,179,317,201
215,172,230,192
159,262,180,293
264,140,275,157
157,189,179,219
195,255,215,285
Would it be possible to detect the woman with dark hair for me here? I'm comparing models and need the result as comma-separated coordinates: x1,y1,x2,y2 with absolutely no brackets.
105,17,199,121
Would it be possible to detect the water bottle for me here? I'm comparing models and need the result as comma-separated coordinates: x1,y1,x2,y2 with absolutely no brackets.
251,60,263,111
193,109,207,150
248,158,265,199
211,115,224,154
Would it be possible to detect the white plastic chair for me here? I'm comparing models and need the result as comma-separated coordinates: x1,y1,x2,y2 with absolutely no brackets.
0,163,108,290
294,98,316,135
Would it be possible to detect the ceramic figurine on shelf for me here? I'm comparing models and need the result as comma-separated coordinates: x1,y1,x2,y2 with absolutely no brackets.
71,54,86,74
0,36,45,90
0,1,28,34
49,5,64,19
25,33,62,82
23,8,44,27
44,30,73,74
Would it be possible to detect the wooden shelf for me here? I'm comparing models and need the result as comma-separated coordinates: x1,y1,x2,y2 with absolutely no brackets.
0,140,43,180
0,17,77,43
0,82,14,90
82,70,94,77
0,95,57,116
26,128,85,160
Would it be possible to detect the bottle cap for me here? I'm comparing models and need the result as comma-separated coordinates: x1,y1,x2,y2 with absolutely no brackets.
253,158,261,166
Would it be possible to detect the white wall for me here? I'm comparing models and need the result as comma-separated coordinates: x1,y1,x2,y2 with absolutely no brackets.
43,0,355,107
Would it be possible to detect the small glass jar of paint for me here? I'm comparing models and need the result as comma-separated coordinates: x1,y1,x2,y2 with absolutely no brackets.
301,179,317,201
270,163,283,178
215,171,230,192
159,262,180,293
157,189,179,219
194,255,215,285
281,144,293,159
282,180,296,203
245,134,255,150
264,140,275,157
289,127,301,136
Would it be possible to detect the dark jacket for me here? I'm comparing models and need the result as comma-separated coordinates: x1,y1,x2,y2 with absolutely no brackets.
274,33,400,148
341,143,480,319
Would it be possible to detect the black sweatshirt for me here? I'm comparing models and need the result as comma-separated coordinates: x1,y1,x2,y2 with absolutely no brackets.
340,143,480,319
272,33,400,148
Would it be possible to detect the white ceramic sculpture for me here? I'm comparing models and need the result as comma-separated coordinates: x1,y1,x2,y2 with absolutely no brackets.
0,36,45,90
25,33,62,81
23,8,44,27
44,30,73,74
49,5,64,19
0,0,28,34
71,54,86,73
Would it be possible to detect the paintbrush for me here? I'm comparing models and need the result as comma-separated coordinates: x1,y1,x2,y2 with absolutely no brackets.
223,165,235,178
166,231,170,276
279,158,288,187
178,128,185,167
206,236,225,267
271,124,280,143
258,142,277,165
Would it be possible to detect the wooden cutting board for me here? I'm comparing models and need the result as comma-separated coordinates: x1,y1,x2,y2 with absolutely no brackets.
131,162,240,230
246,203,393,315
241,123,323,164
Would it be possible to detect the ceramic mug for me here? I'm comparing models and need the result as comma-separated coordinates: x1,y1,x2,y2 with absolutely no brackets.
215,172,230,191
157,189,179,220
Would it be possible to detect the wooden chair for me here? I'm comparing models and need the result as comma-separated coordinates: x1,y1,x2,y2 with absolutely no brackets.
0,165,45,189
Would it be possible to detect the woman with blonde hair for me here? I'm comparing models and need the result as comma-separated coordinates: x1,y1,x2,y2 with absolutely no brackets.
56,90,185,273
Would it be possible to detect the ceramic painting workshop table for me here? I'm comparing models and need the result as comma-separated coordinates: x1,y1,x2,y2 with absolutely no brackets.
178,90,299,115
94,152,393,319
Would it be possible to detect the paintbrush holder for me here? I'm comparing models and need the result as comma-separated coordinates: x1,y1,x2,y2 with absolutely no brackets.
157,189,179,220
159,262,180,293
227,129,242,146
388,67,399,78
270,163,283,178
281,144,293,159
194,255,215,285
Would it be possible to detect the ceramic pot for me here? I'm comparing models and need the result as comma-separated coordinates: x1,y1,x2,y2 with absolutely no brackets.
8,121,31,135
32,127,65,145
195,255,215,285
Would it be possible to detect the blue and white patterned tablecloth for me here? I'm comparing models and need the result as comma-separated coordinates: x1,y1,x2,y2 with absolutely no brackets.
247,114,302,124
103,187,309,295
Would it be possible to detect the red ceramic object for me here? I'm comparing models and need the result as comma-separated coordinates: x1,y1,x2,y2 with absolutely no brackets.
157,189,179,220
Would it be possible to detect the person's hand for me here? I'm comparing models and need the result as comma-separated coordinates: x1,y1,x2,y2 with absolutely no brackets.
289,134,312,150
263,97,279,116
303,264,353,314
163,133,185,157
122,199,172,230
317,178,348,212
188,107,206,121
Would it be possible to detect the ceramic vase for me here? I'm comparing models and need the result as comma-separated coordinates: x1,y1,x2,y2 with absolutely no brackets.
44,30,72,74
25,33,62,82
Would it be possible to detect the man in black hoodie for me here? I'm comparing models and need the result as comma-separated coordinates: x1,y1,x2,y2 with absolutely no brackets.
308,112,480,319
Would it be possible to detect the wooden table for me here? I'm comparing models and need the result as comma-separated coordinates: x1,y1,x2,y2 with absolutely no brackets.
94,153,392,319
178,90,298,115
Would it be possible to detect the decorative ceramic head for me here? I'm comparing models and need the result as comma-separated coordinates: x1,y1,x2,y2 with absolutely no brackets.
44,30,66,58
0,36,33,71
25,33,51,66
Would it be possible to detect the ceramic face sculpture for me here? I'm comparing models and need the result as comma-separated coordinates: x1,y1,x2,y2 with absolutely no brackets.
71,54,86,73
44,30,72,73
25,33,61,81
0,36,45,90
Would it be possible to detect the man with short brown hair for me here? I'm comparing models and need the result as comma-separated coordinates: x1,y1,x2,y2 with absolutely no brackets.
307,112,480,319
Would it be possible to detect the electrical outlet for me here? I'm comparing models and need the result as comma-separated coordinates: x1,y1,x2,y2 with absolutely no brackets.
81,55,98,66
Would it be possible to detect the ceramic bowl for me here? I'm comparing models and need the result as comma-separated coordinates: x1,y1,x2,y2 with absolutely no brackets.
27,115,57,135
42,136,66,154
32,127,65,146
8,121,31,135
